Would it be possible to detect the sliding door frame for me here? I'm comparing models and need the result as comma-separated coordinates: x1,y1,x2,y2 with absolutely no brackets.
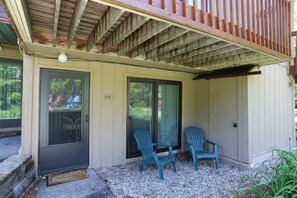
126,77,182,158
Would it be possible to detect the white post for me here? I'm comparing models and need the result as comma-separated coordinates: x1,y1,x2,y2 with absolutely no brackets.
20,54,34,155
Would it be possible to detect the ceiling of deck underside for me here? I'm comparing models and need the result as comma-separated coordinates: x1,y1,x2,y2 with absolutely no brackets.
0,5,17,46
4,0,283,72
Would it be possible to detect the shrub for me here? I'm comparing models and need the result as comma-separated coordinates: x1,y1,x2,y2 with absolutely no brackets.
236,149,297,198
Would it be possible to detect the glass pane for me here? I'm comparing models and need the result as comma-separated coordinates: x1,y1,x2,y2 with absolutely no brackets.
48,78,82,145
0,61,22,120
128,81,153,156
157,84,179,147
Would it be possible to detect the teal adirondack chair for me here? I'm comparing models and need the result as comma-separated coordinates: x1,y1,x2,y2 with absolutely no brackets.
133,129,176,180
185,126,218,170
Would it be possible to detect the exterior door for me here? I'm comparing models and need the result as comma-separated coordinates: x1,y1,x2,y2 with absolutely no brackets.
211,77,238,160
39,69,89,175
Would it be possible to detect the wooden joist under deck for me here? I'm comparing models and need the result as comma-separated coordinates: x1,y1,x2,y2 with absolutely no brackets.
1,0,291,73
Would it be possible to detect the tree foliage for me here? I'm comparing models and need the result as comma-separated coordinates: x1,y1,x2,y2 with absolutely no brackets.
0,61,22,119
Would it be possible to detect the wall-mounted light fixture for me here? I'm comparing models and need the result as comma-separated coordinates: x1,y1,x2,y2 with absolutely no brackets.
58,52,67,63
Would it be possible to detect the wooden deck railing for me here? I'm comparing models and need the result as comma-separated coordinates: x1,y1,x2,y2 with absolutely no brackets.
138,0,291,57
289,31,297,75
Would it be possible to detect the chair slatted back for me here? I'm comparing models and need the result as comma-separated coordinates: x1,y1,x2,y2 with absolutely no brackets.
185,126,205,151
134,129,154,160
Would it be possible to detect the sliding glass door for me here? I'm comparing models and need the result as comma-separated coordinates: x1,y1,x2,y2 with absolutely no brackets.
127,78,182,158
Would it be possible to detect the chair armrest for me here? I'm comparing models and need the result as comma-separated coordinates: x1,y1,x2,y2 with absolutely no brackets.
156,143,171,148
205,140,216,145
205,140,218,154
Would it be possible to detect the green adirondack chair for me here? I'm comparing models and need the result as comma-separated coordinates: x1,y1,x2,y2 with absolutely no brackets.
185,126,218,171
133,129,176,180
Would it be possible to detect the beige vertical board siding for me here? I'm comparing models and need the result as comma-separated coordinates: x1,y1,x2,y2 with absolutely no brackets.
100,64,115,167
113,64,126,165
248,63,295,163
194,80,210,139
263,67,271,150
237,77,249,163
90,62,102,167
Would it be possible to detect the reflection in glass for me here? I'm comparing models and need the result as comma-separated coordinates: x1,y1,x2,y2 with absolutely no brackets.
48,78,82,145
158,84,179,147
128,82,153,156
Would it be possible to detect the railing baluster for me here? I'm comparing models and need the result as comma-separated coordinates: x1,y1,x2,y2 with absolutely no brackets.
236,0,240,37
261,0,265,47
265,0,269,48
252,0,256,43
268,0,272,49
201,0,206,24
193,0,199,21
230,0,234,35
241,0,246,39
216,0,220,30
257,0,261,45
279,0,284,53
209,0,213,27
247,0,251,41
223,0,227,32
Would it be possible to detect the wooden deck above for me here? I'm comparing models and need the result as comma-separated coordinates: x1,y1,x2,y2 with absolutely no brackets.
289,31,297,76
1,0,292,72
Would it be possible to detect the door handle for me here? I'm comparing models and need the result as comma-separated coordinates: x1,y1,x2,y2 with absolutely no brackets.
233,120,238,128
85,114,89,122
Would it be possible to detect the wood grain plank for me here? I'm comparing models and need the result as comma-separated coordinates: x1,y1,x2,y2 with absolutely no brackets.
67,0,88,48
52,0,61,47
86,7,124,52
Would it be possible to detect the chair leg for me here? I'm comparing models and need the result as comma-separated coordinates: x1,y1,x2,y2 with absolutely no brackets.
157,164,164,180
193,158,198,171
139,163,144,172
172,161,177,172
215,157,219,169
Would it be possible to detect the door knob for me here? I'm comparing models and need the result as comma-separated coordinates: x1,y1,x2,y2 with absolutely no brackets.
233,120,238,128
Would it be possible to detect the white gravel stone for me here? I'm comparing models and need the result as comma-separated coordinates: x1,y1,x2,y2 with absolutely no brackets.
96,154,257,198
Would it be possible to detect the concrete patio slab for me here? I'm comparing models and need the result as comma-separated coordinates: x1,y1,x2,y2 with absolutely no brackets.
24,169,115,198
0,134,21,163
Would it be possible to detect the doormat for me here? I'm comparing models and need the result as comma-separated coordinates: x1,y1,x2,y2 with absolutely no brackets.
47,169,89,186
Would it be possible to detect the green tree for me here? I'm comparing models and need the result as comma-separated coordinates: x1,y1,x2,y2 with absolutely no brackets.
0,61,22,119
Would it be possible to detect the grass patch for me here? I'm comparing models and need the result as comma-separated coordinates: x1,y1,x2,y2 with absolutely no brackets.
236,149,297,198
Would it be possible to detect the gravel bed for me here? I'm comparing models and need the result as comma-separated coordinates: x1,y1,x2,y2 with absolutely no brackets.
97,154,257,198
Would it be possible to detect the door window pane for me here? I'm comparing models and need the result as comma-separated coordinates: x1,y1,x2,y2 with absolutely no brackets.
48,78,82,145
157,84,179,147
127,81,153,156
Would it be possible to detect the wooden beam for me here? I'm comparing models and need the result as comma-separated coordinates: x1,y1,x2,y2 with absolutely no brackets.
145,32,203,60
52,0,61,47
3,0,32,43
86,7,125,52
186,48,250,66
157,37,219,62
130,26,189,58
177,44,241,65
194,52,264,69
92,0,290,61
67,0,88,49
117,20,171,55
102,13,148,53
168,41,233,64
